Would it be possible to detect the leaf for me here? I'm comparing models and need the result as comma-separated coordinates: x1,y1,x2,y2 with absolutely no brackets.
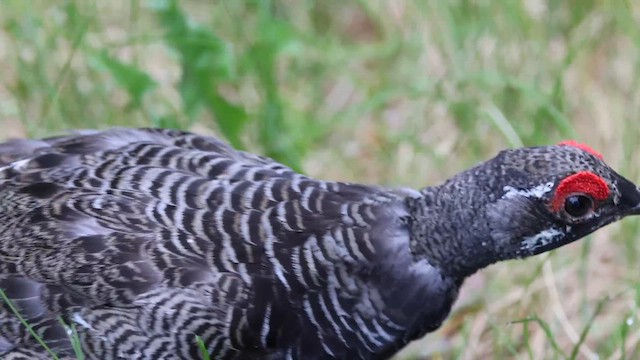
246,6,303,171
91,52,157,107
205,93,247,149
151,0,246,148
151,114,182,129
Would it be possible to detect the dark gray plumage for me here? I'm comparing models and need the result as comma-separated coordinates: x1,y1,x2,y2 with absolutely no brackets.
0,128,638,359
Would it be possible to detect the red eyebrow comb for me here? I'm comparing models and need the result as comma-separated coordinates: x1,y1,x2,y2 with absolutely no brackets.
551,171,610,211
558,140,603,160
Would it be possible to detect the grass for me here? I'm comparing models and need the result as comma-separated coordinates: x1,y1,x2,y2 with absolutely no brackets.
0,289,59,358
1,0,640,358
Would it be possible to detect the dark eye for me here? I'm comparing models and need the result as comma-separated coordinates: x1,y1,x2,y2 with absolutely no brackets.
564,195,594,217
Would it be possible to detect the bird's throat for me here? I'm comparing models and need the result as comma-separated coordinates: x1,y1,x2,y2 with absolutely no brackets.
406,189,499,280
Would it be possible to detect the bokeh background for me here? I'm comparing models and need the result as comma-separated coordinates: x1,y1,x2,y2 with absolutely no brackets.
1,1,640,358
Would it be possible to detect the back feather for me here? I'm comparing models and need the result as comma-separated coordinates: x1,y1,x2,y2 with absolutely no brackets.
0,128,411,359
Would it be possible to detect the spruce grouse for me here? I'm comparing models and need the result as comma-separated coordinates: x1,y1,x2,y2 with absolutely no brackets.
0,128,638,359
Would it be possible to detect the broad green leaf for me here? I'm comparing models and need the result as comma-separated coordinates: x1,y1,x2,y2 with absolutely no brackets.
91,52,157,107
151,0,246,148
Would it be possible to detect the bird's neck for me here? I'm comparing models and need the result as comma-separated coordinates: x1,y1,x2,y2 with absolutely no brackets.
406,184,500,280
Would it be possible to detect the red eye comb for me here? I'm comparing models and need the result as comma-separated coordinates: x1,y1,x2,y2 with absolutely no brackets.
558,140,603,160
551,171,609,211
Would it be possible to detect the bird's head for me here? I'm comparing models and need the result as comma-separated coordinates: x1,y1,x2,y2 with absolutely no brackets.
411,141,640,277
478,141,640,260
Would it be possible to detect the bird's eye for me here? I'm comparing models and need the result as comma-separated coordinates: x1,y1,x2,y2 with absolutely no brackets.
563,195,594,217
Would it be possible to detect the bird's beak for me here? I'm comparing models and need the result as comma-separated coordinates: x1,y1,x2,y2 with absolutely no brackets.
629,189,640,215
616,173,640,216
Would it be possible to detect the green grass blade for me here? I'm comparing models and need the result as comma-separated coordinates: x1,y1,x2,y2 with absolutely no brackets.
510,315,568,358
58,316,85,360
195,335,210,360
569,297,609,360
0,289,60,359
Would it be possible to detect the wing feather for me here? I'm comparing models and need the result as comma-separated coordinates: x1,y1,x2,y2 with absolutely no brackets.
0,128,402,359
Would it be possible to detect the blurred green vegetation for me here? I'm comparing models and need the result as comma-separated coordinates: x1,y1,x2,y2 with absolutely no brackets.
2,0,640,358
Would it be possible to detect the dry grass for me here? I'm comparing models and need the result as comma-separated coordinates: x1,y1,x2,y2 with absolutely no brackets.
1,1,640,358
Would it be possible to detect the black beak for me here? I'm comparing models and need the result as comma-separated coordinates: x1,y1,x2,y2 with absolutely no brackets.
615,173,640,215
629,196,640,215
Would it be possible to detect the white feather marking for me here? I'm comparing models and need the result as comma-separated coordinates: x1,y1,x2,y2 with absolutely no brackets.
293,202,305,229
9,158,31,171
302,239,321,286
358,230,376,256
327,285,349,318
276,203,294,231
91,197,104,210
242,182,261,209
223,162,243,179
309,235,330,266
291,176,301,193
320,233,342,261
72,312,94,330
503,181,554,200
95,129,172,150
408,258,439,277
263,179,275,201
222,182,234,208
353,312,384,347
197,181,219,208
370,319,396,342
215,205,239,267
169,224,191,257
237,263,252,283
521,228,563,250
239,213,253,244
262,208,291,291
158,172,184,204
318,293,347,344
391,187,422,198
340,203,354,225
156,201,173,227
300,186,315,211
303,298,335,356
192,208,207,239
290,247,308,288
350,203,367,226
173,203,187,232
68,217,110,236
260,303,272,347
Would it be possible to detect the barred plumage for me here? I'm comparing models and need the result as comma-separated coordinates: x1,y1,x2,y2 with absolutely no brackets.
0,128,639,359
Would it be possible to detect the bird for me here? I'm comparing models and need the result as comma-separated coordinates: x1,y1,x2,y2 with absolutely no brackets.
0,128,638,360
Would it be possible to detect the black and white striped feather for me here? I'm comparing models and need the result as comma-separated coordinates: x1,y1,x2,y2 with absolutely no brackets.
0,128,455,359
